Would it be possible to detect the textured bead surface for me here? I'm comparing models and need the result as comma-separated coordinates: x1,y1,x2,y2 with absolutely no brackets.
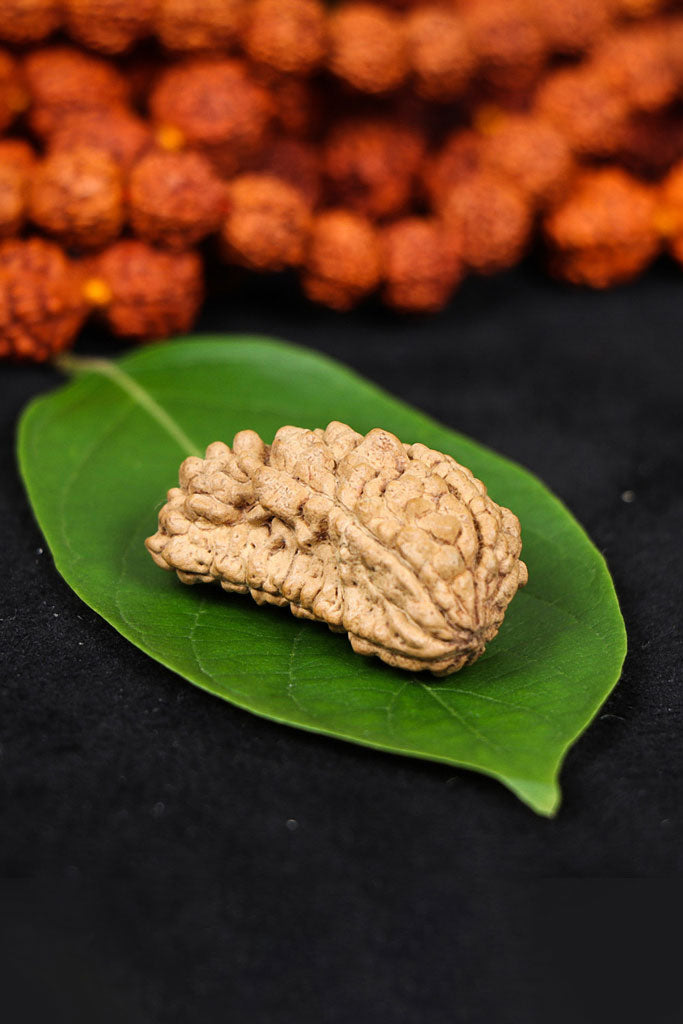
147,422,527,676
0,237,87,360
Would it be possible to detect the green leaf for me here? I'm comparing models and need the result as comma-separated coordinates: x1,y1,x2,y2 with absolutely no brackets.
17,337,626,816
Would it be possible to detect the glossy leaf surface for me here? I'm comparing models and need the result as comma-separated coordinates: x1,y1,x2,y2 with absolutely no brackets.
18,338,627,815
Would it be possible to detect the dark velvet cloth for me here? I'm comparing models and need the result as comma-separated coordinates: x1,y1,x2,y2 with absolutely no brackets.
1,265,682,1024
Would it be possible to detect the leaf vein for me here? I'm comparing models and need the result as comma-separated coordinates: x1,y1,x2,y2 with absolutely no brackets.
420,683,506,753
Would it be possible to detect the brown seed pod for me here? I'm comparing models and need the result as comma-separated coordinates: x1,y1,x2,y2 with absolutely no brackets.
654,162,683,261
257,136,322,207
421,129,487,210
323,116,426,220
0,145,33,238
23,46,129,139
302,208,382,310
382,0,438,8
129,149,228,250
156,0,248,52
221,173,312,272
146,422,528,676
0,238,87,361
328,3,410,95
244,0,327,76
0,138,36,175
662,15,683,86
405,4,474,102
271,75,323,140
63,0,157,54
534,65,629,157
29,146,124,251
530,0,613,55
543,167,660,288
614,111,683,180
591,23,677,114
47,106,152,172
0,141,35,237
440,171,532,274
612,0,666,17
0,165,26,238
462,0,547,94
479,112,574,206
149,57,273,176
0,2,62,46
381,216,463,313
0,49,28,134
87,240,204,340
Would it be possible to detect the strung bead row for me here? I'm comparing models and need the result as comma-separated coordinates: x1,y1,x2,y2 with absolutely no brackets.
3,3,683,360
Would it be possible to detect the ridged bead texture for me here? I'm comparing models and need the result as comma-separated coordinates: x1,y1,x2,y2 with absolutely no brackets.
146,422,528,676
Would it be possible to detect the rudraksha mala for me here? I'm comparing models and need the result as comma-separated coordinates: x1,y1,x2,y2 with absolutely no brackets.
3,1,683,359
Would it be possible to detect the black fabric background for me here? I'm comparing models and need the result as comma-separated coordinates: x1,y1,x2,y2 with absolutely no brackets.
1,264,682,1023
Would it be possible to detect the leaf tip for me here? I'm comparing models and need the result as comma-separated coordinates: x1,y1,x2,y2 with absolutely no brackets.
506,776,561,817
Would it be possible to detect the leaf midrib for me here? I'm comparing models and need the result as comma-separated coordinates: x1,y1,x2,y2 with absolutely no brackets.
59,354,201,457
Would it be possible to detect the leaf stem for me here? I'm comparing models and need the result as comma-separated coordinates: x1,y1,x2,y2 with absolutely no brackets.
55,352,117,376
